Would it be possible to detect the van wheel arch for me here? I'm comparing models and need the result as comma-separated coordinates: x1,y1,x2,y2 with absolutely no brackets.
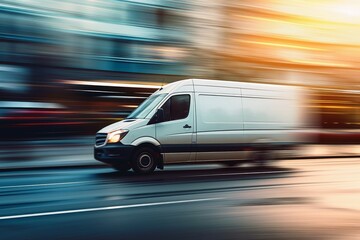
132,143,163,171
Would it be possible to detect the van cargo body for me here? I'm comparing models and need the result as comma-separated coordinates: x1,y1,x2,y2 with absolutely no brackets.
94,79,305,173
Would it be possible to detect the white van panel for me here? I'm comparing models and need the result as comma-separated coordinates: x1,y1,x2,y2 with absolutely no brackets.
194,85,240,95
155,92,195,163
173,84,194,93
196,130,245,144
242,98,291,128
122,124,155,145
163,152,194,163
193,79,242,90
242,88,302,130
245,130,299,144
241,86,293,99
197,94,243,132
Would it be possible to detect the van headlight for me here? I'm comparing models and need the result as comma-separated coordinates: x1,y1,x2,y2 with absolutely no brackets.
107,129,129,143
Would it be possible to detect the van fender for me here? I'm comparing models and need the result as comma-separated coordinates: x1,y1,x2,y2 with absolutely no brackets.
130,137,163,169
131,137,161,147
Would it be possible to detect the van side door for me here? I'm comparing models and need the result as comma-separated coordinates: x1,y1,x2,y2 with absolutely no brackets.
155,93,195,163
195,92,246,161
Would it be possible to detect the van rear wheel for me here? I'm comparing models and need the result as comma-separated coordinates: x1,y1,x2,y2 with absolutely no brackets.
131,147,157,174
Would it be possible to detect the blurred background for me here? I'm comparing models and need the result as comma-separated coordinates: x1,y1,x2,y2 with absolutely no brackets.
0,0,359,141
0,2,360,239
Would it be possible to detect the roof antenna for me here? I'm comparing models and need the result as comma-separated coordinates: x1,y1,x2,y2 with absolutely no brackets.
159,79,164,90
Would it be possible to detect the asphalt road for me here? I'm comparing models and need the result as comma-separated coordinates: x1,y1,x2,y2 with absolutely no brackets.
0,158,359,240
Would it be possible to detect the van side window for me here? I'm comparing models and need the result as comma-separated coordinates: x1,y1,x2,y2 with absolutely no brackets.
162,94,190,122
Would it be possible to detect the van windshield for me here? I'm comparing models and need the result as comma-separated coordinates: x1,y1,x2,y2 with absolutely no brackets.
127,93,167,119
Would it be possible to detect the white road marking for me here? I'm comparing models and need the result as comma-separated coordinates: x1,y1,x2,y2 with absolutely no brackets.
0,181,91,189
0,198,222,220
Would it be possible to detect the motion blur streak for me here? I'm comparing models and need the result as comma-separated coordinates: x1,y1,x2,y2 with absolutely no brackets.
0,0,359,139
0,1,359,239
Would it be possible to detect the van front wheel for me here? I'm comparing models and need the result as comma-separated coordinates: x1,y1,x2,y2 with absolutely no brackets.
131,147,157,174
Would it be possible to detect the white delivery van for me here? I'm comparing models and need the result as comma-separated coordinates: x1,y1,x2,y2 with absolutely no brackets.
94,79,305,173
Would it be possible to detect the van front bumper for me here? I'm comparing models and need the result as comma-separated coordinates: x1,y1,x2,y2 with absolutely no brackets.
94,143,134,165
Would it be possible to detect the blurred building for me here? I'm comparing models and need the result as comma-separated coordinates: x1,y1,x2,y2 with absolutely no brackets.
0,0,198,136
217,1,360,87
214,0,360,128
0,0,359,132
0,0,194,83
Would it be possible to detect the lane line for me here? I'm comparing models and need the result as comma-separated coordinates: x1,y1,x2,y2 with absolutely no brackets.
0,198,222,220
0,181,92,189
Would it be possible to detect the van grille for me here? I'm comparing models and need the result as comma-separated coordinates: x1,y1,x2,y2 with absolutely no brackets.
95,133,107,147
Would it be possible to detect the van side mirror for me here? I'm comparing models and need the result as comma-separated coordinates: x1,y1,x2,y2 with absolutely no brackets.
148,108,165,124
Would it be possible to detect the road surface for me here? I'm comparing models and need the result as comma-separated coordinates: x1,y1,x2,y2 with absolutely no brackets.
0,158,359,240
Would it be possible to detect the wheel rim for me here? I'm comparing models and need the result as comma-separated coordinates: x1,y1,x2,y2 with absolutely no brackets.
138,153,152,169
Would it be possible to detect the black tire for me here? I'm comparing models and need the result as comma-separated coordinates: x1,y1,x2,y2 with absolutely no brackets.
112,163,131,173
131,147,157,174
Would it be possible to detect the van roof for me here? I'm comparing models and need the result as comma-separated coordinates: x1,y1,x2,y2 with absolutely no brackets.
191,79,294,91
156,79,297,94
